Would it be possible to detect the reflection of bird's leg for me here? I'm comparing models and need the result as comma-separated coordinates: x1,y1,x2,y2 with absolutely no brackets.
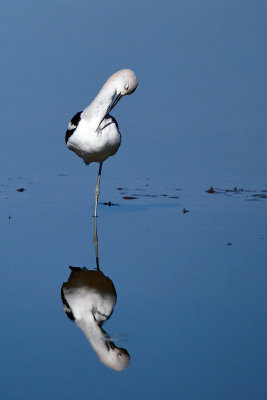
94,216,100,270
94,162,103,217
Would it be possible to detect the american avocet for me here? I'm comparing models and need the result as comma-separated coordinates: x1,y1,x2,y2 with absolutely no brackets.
65,69,138,216
61,219,130,371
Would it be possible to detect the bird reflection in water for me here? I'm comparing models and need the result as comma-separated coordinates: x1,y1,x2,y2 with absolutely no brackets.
61,218,130,371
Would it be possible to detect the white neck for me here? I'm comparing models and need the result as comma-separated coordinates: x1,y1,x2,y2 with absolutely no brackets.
76,315,111,362
81,81,116,130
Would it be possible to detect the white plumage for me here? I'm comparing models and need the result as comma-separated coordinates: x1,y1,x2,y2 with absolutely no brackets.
65,69,138,216
61,266,130,371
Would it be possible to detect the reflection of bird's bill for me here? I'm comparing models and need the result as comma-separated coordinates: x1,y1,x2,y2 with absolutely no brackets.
108,341,116,350
97,93,122,131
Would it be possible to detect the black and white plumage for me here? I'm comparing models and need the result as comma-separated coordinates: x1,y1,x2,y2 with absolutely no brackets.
65,112,82,146
61,214,130,372
65,69,138,216
61,266,130,371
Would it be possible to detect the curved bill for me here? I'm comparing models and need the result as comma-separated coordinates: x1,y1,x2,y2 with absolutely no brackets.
96,93,122,131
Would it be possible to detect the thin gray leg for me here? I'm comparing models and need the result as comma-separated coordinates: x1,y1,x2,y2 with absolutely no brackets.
94,162,103,217
93,216,100,270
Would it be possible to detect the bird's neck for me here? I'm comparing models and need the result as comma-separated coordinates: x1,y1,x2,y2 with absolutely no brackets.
76,316,110,358
81,82,116,130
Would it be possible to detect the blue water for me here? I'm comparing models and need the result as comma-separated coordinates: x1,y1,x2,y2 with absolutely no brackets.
1,173,266,399
1,1,266,399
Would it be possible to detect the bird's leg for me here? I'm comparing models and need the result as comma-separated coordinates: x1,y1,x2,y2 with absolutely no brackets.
93,216,100,270
94,162,103,217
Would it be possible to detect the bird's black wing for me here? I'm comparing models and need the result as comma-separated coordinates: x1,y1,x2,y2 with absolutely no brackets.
106,114,119,130
65,111,82,144
61,284,75,321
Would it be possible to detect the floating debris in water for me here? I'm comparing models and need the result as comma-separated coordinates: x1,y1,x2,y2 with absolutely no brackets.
206,186,247,195
205,185,266,201
16,188,25,192
225,187,244,193
102,201,119,207
115,183,182,201
131,193,157,198
227,242,232,246
206,186,215,193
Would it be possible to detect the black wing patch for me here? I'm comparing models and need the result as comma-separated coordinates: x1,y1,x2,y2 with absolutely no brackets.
65,111,82,144
106,114,119,130
61,285,75,321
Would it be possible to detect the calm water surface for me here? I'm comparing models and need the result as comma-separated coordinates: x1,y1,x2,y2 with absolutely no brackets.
1,172,266,399
1,1,266,399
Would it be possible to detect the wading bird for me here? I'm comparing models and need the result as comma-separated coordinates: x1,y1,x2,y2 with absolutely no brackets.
61,219,130,371
65,69,138,216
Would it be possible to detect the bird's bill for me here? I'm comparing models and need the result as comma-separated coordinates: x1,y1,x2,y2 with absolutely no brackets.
106,93,122,116
97,93,122,131
108,341,116,350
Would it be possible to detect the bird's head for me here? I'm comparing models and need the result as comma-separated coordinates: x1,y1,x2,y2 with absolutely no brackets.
96,69,137,131
99,341,130,371
113,69,138,96
108,69,137,108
